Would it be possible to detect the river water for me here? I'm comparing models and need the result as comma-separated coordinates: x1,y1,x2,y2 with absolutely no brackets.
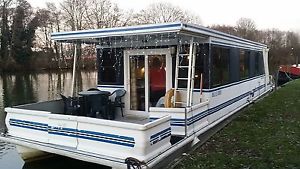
0,70,108,169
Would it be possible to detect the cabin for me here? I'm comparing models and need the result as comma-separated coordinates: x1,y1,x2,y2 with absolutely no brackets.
1,22,273,169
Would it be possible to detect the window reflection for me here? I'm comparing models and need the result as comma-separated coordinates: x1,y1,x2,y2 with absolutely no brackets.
212,46,230,87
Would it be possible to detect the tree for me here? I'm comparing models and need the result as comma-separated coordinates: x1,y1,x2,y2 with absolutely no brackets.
84,0,122,29
0,0,13,63
236,17,257,41
46,2,65,68
35,8,52,49
286,31,300,65
60,0,87,31
11,1,26,65
210,24,237,35
265,29,286,71
11,0,40,67
134,2,201,25
60,0,89,63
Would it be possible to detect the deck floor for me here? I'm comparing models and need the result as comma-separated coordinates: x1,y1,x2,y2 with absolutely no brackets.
114,115,150,124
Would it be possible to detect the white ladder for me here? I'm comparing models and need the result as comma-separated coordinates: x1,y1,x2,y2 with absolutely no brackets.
173,39,196,107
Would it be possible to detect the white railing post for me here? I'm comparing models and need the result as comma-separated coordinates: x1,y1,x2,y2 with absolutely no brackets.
71,44,77,96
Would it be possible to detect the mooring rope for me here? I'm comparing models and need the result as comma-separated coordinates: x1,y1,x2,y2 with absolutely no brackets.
125,157,148,169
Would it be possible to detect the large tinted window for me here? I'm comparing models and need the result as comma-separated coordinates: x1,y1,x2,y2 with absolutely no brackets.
254,51,264,75
239,49,250,80
97,48,124,85
194,44,209,89
211,46,230,87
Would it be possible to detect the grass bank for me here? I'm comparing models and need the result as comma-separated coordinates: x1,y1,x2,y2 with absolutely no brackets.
175,80,300,169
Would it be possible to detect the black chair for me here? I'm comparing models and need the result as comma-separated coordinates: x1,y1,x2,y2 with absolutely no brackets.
87,94,110,119
110,89,126,117
60,94,80,115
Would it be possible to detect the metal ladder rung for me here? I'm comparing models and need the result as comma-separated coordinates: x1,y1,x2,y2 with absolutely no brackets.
177,77,194,80
175,101,187,104
175,88,187,91
179,54,189,56
177,66,189,68
174,40,196,108
177,78,189,80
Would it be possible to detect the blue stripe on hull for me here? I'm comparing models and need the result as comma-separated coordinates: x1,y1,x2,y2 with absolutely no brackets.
9,119,135,148
150,127,171,145
151,84,266,126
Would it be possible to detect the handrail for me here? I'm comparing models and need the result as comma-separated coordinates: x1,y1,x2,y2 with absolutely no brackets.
200,73,203,102
191,100,209,110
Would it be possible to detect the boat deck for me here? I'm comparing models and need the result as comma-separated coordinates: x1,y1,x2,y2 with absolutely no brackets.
115,115,149,125
12,99,150,125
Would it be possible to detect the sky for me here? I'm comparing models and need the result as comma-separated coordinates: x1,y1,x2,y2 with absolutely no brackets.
27,0,300,32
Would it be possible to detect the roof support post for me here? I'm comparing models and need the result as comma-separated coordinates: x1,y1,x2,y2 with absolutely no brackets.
71,44,77,96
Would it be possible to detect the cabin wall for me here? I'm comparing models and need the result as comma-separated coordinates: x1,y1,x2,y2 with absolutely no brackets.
149,40,271,136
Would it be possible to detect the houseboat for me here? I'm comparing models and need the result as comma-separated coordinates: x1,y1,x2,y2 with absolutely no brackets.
0,22,273,168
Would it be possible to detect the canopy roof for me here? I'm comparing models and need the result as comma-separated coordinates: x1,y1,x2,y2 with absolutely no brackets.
51,22,267,49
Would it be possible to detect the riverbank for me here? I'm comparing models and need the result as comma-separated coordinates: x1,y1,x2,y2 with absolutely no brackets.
174,80,300,169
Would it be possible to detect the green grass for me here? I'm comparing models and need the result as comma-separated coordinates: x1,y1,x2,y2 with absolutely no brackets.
175,80,300,169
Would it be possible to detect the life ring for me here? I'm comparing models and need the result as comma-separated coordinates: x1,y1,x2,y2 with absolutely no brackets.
164,89,175,108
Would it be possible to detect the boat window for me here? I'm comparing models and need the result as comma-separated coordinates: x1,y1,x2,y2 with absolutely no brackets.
239,49,250,80
211,46,230,87
97,48,124,85
255,51,264,75
194,43,209,89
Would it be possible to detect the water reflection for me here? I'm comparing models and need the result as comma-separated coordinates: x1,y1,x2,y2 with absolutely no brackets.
0,70,102,169
23,156,110,169
0,71,97,106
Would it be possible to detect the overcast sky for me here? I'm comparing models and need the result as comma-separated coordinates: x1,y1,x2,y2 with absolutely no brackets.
28,0,300,32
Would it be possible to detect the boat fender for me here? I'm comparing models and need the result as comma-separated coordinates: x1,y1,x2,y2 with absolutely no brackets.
164,89,175,108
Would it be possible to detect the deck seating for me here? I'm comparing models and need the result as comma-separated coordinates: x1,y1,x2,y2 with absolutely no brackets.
109,89,126,117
